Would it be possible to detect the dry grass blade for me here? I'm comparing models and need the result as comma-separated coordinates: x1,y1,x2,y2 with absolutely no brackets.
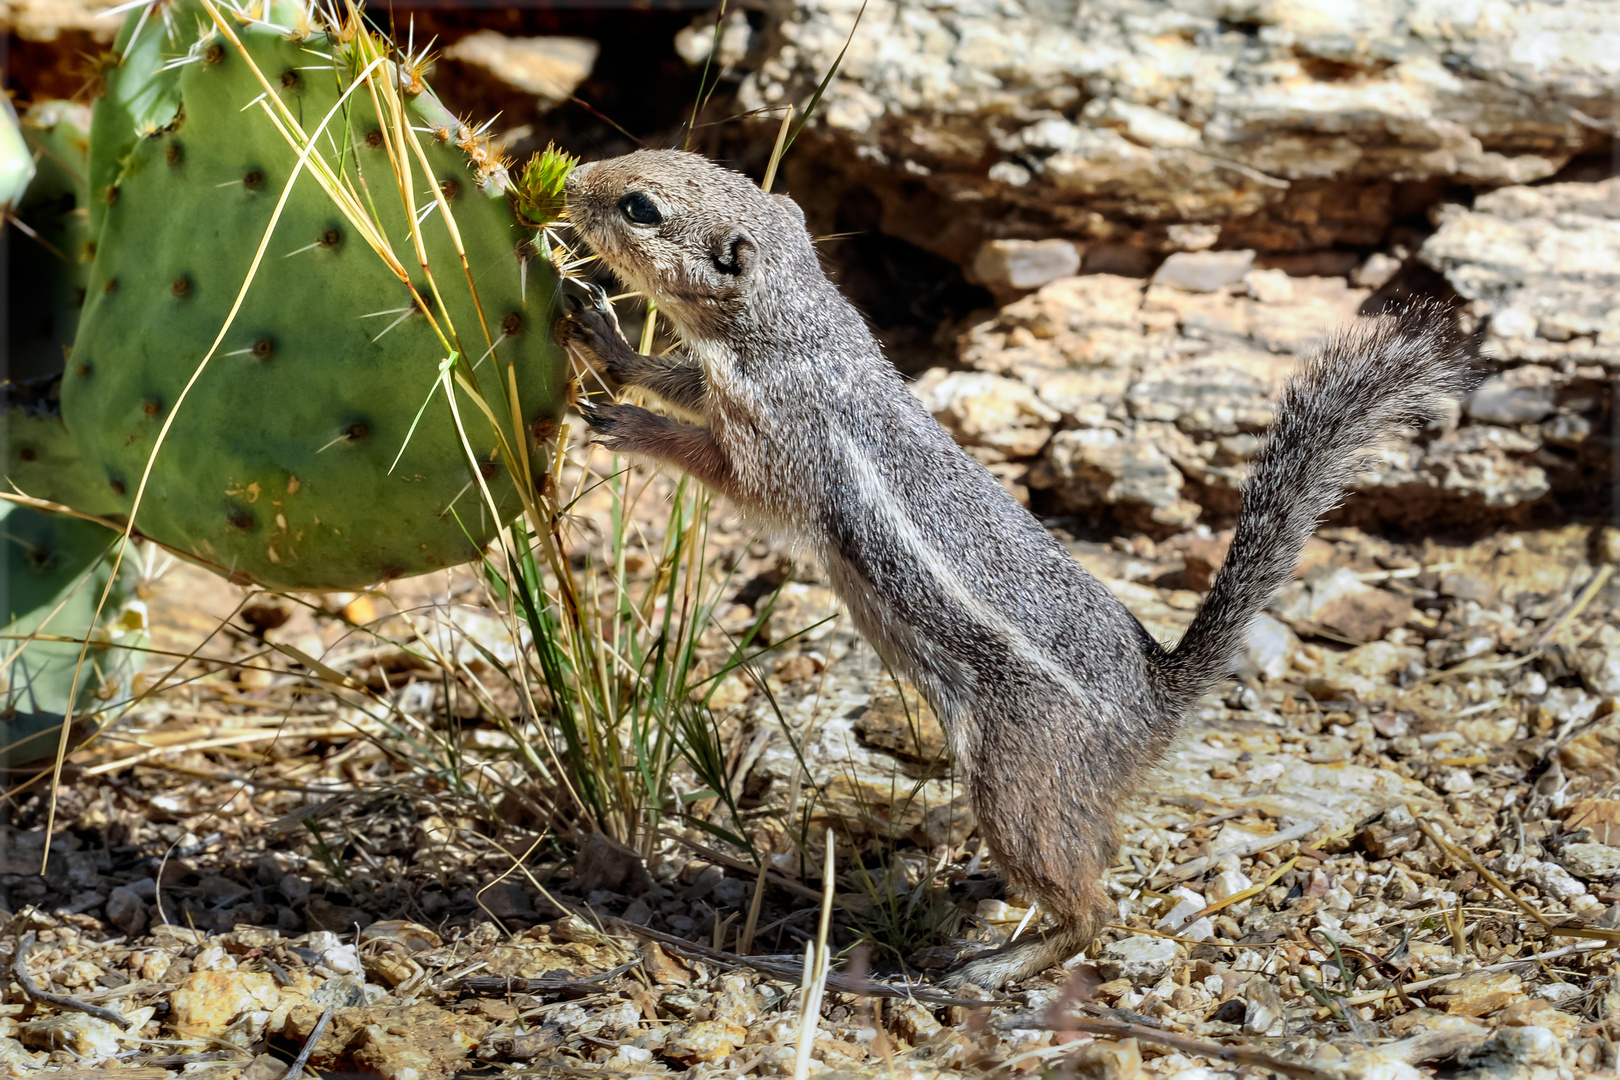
683,0,731,151
1168,856,1297,933
792,828,836,1080
1066,1012,1334,1080
283,1002,336,1079
761,106,794,194
738,856,771,955
1415,818,1551,928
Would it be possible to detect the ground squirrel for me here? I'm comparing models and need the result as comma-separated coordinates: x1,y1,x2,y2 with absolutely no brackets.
554,149,1476,988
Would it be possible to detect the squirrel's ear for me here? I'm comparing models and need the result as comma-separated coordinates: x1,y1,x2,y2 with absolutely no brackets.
711,226,757,277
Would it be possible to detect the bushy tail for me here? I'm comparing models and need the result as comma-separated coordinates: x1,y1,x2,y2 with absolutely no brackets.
1150,301,1477,716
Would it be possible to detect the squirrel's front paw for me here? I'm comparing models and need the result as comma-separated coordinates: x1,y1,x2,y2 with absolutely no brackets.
555,279,631,360
575,399,645,452
553,304,613,354
554,307,636,383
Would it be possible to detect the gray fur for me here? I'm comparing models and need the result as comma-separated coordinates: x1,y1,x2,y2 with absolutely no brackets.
556,150,1475,988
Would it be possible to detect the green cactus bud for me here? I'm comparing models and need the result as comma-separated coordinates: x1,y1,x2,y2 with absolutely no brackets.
513,143,577,229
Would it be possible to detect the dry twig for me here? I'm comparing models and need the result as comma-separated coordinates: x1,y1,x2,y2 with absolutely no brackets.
282,1003,336,1080
13,931,133,1029
1071,1009,1334,1080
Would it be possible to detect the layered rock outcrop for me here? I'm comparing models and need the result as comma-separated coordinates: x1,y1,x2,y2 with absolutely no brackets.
924,236,1613,534
738,0,1618,269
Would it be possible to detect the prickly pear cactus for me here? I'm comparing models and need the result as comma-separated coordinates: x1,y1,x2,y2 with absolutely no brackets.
4,376,123,516
64,0,567,590
8,102,94,385
5,98,118,513
0,499,146,771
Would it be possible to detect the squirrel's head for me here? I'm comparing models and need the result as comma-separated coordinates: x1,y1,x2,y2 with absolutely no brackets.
564,150,811,337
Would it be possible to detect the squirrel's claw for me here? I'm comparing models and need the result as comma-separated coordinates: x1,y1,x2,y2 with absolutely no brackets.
574,396,606,425
575,397,623,433
559,277,618,322
575,398,639,454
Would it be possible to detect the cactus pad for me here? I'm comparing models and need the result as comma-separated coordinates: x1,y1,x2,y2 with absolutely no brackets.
8,102,94,385
63,0,566,590
0,500,145,770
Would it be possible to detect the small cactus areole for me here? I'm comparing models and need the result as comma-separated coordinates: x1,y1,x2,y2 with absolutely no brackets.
63,0,567,591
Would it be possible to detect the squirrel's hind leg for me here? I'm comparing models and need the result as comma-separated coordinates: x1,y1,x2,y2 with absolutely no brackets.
938,778,1116,989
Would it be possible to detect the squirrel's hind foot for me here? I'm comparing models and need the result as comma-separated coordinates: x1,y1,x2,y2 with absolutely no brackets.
935,926,1092,991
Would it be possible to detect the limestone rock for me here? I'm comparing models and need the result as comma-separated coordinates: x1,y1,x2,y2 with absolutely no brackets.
0,1036,46,1074
18,1013,123,1059
947,267,1568,533
675,8,752,68
912,369,1059,459
0,0,119,41
1455,1025,1564,1080
1034,426,1201,532
887,999,943,1044
665,1020,748,1065
742,1,1615,264
358,920,443,953
281,1000,488,1080
104,884,147,936
1243,977,1285,1037
1097,935,1177,985
1154,251,1255,294
1272,567,1412,643
442,33,599,109
1559,842,1620,881
852,683,948,773
1207,869,1252,905
1575,625,1620,696
1242,614,1301,682
1422,178,1620,369
1066,1038,1143,1078
1522,858,1588,903
1432,971,1524,1017
972,238,1081,293
169,970,281,1038
352,1025,440,1080
1316,641,1424,703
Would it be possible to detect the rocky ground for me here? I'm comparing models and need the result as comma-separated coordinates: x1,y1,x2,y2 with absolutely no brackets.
2,447,1620,1080
4,0,1620,1077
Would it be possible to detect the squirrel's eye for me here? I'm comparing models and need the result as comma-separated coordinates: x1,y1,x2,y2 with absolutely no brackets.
618,191,662,226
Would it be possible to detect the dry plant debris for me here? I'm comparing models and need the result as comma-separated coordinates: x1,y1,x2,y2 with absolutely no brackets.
2,451,1619,1079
